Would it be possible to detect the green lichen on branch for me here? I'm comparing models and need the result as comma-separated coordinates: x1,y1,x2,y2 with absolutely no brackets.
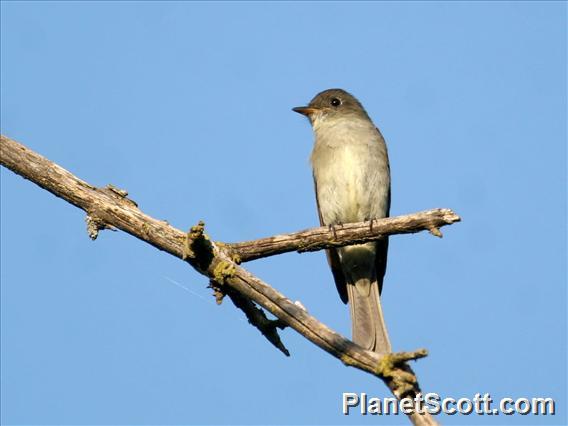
216,242,242,264
376,349,428,377
213,260,236,284
229,251,241,265
182,220,214,269
339,353,358,367
375,349,428,397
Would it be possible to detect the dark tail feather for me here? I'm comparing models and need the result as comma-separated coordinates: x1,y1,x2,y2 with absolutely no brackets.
347,277,391,354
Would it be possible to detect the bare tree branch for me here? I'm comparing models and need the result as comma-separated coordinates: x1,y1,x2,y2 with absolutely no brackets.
225,208,460,262
219,283,291,356
1,134,452,426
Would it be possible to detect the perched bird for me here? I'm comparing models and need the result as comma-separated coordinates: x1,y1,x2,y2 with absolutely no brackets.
293,89,392,353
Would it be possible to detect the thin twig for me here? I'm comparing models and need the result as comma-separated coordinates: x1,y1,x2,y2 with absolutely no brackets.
225,209,460,262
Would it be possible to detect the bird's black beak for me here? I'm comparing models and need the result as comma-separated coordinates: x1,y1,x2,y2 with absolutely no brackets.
292,106,319,117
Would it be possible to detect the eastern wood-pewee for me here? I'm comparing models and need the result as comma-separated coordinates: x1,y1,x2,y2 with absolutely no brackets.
294,88,392,353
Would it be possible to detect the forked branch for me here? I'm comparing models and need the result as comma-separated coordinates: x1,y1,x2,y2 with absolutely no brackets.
1,135,455,426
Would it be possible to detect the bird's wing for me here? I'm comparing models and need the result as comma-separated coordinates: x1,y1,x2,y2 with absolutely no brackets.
374,184,391,295
314,176,348,304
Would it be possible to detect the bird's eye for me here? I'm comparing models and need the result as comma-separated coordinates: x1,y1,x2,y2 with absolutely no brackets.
330,98,341,107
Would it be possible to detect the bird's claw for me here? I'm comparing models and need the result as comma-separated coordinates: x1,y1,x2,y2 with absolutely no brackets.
328,222,343,240
328,224,337,239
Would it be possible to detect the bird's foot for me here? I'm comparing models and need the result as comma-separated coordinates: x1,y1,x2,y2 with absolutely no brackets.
328,223,343,240
328,224,337,239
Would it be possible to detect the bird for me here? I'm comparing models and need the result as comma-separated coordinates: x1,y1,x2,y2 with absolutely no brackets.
293,88,392,354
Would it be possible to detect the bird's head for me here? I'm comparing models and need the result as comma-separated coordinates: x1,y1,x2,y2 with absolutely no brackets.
293,88,369,126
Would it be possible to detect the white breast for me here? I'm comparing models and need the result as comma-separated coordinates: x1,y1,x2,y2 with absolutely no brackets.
310,116,390,226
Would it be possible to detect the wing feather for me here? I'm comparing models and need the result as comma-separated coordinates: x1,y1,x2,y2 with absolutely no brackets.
313,176,349,303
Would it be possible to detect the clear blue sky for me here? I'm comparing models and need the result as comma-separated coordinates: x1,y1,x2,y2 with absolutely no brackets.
1,2,566,425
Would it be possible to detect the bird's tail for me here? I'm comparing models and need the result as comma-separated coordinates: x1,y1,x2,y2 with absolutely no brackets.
347,275,391,354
